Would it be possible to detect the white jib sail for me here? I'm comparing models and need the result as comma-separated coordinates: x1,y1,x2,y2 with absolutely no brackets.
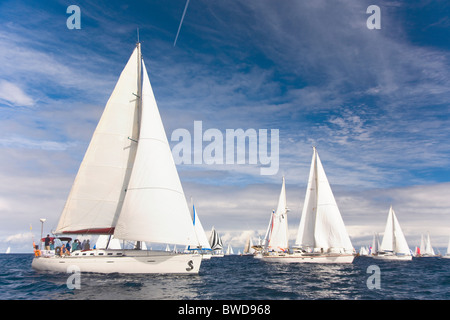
55,47,139,234
268,176,289,251
295,149,317,248
114,59,198,246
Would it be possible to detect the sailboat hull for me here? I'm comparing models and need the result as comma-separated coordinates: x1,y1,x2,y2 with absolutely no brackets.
261,253,354,264
31,250,202,274
372,254,412,261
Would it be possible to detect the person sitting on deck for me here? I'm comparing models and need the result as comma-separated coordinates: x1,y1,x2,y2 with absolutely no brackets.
33,242,41,257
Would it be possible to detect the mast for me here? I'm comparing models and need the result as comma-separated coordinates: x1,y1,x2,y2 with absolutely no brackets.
136,41,142,138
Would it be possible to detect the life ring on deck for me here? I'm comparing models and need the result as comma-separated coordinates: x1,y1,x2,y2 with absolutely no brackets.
55,246,61,256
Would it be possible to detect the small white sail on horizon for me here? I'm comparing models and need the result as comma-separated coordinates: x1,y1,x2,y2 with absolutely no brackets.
226,243,234,255
359,246,369,256
243,236,256,255
370,233,380,256
443,236,450,259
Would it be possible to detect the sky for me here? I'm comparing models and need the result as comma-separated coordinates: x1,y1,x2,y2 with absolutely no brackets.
0,0,449,253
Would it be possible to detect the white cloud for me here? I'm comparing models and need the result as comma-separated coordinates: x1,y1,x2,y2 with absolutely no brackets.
0,136,75,151
0,80,34,107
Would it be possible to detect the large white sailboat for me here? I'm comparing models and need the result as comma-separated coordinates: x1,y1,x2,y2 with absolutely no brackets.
373,206,412,261
31,43,202,274
291,147,354,263
262,148,354,263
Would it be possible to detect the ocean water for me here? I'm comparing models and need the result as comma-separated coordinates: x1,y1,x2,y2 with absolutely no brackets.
0,254,448,301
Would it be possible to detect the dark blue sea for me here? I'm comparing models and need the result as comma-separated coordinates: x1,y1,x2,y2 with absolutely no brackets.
1,254,448,308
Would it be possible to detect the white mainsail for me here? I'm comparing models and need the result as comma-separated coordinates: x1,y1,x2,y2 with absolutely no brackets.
267,176,289,252
55,48,140,235
424,233,435,256
379,206,411,255
295,147,353,253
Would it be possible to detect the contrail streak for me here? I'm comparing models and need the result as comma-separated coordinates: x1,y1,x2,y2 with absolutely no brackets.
174,0,190,47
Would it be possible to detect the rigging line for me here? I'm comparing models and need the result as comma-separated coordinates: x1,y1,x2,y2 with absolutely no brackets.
173,0,190,47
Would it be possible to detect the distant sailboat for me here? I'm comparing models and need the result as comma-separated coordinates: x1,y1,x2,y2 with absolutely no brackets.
261,176,289,257
5,247,10,254
189,201,212,259
226,244,234,255
31,42,202,274
443,236,450,259
262,148,354,263
209,226,224,257
373,206,412,261
359,246,369,256
418,233,440,257
370,233,381,256
243,236,256,255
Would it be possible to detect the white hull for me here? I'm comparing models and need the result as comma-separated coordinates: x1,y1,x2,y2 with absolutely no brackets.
32,249,202,274
416,254,441,258
261,253,354,264
442,255,450,259
201,253,212,260
372,254,412,261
